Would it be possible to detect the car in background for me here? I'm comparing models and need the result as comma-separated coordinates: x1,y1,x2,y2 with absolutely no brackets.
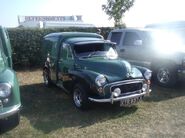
0,26,21,131
107,28,185,87
42,32,152,110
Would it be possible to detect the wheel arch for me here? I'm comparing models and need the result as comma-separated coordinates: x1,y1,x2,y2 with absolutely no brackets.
67,71,93,93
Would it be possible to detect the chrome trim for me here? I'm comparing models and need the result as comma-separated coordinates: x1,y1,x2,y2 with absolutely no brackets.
89,91,147,103
0,104,21,119
105,79,144,87
88,88,152,104
0,83,12,98
110,80,143,94
103,79,144,93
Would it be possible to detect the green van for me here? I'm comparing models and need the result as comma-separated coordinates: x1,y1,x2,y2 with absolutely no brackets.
42,32,152,110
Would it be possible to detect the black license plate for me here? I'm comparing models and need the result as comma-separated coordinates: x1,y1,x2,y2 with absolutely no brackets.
120,96,143,107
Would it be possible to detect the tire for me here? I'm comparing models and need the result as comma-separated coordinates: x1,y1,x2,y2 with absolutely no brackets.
73,84,90,110
0,112,20,133
43,68,52,87
155,65,177,87
10,112,20,126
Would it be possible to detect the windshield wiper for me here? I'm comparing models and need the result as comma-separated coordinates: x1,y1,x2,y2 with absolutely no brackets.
87,51,97,58
80,51,103,58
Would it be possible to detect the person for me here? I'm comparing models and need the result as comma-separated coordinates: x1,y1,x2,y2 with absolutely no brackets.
97,28,101,35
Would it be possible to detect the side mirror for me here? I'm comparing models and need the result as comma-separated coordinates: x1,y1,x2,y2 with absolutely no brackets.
134,40,143,46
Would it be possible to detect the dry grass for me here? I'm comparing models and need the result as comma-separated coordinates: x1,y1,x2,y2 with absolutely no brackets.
1,69,185,138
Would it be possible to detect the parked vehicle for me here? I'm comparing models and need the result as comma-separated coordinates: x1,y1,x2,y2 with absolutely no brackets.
42,32,151,110
0,26,21,128
107,28,185,87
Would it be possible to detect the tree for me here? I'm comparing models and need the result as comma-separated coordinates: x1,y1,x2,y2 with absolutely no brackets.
102,0,135,27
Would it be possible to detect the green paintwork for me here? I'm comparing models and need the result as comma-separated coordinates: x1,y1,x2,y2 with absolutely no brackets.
0,26,12,68
0,26,21,119
75,58,143,82
42,32,103,61
42,32,150,100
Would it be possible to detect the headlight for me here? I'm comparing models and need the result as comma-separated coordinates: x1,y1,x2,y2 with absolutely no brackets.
95,75,106,86
0,83,11,98
144,70,152,80
142,83,148,91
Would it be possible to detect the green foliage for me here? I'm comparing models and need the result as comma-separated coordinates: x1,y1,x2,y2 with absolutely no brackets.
7,27,113,68
102,0,135,27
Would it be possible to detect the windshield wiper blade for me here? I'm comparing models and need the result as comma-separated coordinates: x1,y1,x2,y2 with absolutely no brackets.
87,51,96,58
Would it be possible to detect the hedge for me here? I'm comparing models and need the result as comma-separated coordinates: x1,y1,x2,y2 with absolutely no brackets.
7,27,113,68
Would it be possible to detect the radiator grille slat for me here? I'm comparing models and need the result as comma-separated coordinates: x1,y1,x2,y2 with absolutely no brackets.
111,82,143,94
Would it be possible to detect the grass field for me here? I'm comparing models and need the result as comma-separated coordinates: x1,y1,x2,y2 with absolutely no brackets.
1,69,185,138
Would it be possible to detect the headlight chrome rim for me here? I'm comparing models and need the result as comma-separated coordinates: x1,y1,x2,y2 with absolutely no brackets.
0,83,11,98
95,75,106,86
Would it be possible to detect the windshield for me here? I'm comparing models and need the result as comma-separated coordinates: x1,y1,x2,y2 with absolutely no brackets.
74,43,118,59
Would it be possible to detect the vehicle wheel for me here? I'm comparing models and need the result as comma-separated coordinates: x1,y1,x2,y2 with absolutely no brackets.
43,68,52,87
155,65,177,87
0,112,20,133
73,84,90,110
10,112,20,126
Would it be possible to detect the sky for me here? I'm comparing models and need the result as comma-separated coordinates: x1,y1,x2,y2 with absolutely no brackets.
1,0,185,28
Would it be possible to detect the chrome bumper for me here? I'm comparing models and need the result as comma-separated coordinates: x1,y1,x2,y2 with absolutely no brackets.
0,104,21,119
88,89,151,104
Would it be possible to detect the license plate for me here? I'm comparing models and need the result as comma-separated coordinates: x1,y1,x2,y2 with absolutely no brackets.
120,96,143,107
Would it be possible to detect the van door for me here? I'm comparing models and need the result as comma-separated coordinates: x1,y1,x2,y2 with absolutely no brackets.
48,36,59,82
57,43,74,88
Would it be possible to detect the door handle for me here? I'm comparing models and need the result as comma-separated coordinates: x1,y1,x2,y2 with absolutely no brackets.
120,49,125,52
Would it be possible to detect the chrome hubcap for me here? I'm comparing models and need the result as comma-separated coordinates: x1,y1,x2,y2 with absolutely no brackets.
157,68,170,84
73,89,82,107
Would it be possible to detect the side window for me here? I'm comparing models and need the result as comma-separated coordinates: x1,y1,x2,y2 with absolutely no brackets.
67,46,73,59
110,32,122,45
43,39,52,55
49,37,58,57
61,43,67,60
123,32,141,46
43,36,58,58
60,43,73,60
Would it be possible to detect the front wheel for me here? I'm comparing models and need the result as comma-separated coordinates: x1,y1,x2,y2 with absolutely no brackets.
73,84,90,110
0,112,20,133
155,65,177,87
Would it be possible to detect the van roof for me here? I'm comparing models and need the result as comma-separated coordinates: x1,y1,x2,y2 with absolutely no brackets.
65,37,112,45
44,32,103,40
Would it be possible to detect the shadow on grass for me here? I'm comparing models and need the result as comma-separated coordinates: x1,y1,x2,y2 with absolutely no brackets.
20,83,137,134
19,81,185,134
144,81,185,102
